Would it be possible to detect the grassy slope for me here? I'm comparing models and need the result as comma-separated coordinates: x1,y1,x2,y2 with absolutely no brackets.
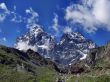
66,74,110,82
0,45,110,82
0,64,57,82
0,45,57,82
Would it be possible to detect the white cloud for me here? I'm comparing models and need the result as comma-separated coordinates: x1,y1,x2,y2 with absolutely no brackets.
0,3,9,13
10,12,23,23
50,13,63,38
64,26,72,33
13,5,16,10
92,0,110,25
0,3,10,22
0,3,40,31
25,8,39,29
65,0,110,33
0,3,24,24
0,3,22,23
52,13,59,32
2,37,7,42
10,5,24,23
3,37,6,41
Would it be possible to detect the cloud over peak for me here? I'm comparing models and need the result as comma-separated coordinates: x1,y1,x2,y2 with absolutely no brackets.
64,27,72,33
52,13,59,32
25,8,39,29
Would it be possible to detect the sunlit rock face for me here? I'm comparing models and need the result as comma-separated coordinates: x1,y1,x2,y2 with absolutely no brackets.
15,26,95,65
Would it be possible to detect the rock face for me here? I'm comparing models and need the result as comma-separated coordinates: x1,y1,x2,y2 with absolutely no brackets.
1,41,110,75
66,42,110,74
15,26,56,58
54,32,95,65
15,26,95,65
87,42,110,68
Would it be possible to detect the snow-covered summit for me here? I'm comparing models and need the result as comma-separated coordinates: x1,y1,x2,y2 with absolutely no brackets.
15,26,55,58
15,26,95,65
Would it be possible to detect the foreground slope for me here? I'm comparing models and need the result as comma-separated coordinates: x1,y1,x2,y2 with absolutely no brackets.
0,42,110,82
0,45,57,82
66,42,110,82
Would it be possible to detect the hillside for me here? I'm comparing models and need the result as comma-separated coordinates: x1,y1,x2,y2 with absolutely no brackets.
66,43,110,82
0,43,110,82
0,45,58,82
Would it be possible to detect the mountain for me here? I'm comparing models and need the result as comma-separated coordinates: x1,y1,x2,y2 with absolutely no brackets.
0,44,58,71
54,32,95,65
0,45,58,82
65,42,110,82
15,26,95,65
55,42,110,82
0,42,110,82
87,42,110,68
61,42,110,74
15,26,56,58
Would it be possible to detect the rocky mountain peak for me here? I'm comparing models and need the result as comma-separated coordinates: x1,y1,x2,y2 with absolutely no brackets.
15,26,95,65
29,26,44,37
60,32,85,45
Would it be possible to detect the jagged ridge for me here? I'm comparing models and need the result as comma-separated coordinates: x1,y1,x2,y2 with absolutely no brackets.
15,26,95,65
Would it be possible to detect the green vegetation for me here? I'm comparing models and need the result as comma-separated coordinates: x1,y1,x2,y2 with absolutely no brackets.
33,66,57,82
67,75,110,82
0,45,57,82
0,45,110,82
0,64,57,82
0,64,35,82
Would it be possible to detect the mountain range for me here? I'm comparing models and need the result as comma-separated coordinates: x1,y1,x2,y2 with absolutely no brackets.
15,26,95,65
0,26,110,82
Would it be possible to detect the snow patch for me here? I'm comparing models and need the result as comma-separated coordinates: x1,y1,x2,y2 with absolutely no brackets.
15,41,38,51
77,50,87,60
38,45,49,50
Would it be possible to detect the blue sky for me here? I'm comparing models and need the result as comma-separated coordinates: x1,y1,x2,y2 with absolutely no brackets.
0,0,110,47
